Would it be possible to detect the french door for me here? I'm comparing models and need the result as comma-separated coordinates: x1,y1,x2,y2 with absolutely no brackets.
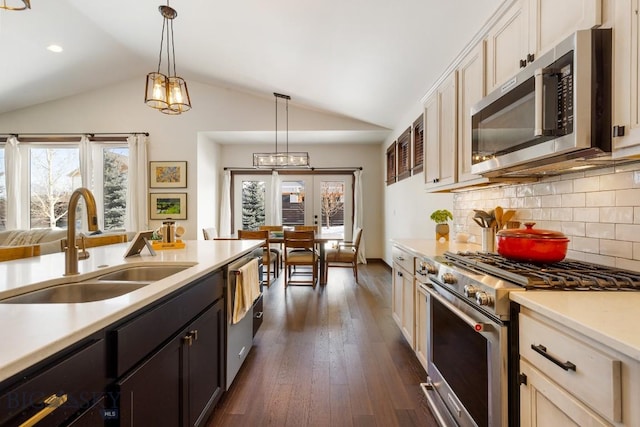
233,173,353,239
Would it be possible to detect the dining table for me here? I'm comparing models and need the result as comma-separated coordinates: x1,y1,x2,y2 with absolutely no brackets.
217,231,344,285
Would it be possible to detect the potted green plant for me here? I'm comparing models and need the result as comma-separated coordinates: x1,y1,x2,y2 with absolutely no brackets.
430,209,453,241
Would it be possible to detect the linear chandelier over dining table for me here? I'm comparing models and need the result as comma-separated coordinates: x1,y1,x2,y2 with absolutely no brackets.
253,93,310,168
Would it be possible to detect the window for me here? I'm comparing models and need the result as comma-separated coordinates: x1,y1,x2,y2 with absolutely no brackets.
397,127,411,181
29,147,80,228
386,141,397,185
101,146,129,230
241,180,266,230
0,138,131,232
412,114,424,174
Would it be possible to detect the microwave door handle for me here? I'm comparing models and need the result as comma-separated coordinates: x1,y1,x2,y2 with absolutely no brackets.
534,67,560,137
534,68,544,137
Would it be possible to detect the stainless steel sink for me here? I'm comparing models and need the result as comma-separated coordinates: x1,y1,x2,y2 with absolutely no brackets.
97,265,190,282
0,281,149,304
0,264,193,304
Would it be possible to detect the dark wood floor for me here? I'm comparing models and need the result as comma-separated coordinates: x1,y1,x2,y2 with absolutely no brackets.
207,262,438,426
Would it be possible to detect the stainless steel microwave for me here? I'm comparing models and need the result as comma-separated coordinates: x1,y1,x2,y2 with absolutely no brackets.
470,29,612,177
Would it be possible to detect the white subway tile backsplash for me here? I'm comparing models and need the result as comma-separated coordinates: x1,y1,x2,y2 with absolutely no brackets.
573,176,599,192
585,222,615,239
616,224,640,242
585,190,616,207
561,222,585,237
453,165,640,263
570,236,599,253
600,171,634,190
551,180,573,194
540,194,561,207
600,207,634,223
574,207,599,222
600,239,633,258
584,253,616,267
615,189,640,206
550,208,573,221
616,257,640,272
561,193,585,207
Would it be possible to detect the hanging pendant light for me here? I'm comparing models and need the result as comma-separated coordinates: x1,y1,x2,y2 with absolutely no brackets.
0,0,30,10
144,1,191,114
253,93,310,168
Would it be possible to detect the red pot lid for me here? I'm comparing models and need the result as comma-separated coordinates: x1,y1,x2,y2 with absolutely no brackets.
496,222,569,240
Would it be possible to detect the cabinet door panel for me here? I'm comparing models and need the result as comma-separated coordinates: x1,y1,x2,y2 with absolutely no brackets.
116,338,181,427
187,299,225,427
438,72,457,186
520,360,610,427
531,0,601,56
423,93,439,185
486,0,529,93
457,42,485,183
392,263,404,328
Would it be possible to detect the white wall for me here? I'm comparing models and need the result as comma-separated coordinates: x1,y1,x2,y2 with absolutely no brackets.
0,78,387,243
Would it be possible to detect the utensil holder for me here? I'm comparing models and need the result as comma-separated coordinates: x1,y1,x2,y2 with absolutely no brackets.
481,227,496,252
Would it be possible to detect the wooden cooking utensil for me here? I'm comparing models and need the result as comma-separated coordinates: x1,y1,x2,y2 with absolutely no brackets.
494,206,503,229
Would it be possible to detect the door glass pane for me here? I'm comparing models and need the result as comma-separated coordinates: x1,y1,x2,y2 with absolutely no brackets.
103,147,129,230
242,180,265,230
319,181,345,233
281,180,305,227
30,147,80,229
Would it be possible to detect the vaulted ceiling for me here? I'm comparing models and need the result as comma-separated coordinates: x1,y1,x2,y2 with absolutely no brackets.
0,0,501,132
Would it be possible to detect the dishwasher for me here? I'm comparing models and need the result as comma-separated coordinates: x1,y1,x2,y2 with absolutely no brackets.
225,253,262,389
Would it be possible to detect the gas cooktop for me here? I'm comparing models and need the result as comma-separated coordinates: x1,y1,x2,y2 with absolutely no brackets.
445,251,640,291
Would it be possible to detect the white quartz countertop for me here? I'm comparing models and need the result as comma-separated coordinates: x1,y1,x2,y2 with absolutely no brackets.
510,291,640,362
390,238,482,257
0,239,262,383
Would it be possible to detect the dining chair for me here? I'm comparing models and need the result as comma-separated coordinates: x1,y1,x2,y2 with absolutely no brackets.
258,225,283,268
238,229,277,286
202,227,218,240
283,230,317,288
324,227,363,282
0,245,41,262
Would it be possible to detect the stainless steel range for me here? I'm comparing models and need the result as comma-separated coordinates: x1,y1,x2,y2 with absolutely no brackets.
419,251,640,427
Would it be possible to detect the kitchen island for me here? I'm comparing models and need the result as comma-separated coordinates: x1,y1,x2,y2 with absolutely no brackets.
0,239,262,426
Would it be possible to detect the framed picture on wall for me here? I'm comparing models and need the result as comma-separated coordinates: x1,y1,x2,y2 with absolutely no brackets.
149,193,187,220
149,161,187,188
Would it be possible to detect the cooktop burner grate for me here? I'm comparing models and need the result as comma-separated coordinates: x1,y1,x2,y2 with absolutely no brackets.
444,251,640,290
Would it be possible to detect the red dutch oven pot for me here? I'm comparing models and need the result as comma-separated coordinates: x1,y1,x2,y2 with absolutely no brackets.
496,222,570,263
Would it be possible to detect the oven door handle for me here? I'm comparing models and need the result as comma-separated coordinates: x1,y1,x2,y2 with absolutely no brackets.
425,285,493,333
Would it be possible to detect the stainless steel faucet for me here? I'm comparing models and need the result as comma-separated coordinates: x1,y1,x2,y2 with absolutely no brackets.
64,187,98,276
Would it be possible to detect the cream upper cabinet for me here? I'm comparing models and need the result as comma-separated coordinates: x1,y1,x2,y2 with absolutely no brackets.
486,0,601,94
612,0,640,157
486,0,530,93
457,42,486,183
529,0,602,57
424,71,457,189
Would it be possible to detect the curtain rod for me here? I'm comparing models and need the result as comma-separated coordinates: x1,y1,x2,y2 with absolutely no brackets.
224,166,362,171
0,132,149,137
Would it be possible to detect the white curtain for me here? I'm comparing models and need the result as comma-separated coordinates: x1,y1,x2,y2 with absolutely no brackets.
270,170,282,225
353,169,366,264
5,136,22,230
126,134,149,232
79,135,93,190
220,170,232,237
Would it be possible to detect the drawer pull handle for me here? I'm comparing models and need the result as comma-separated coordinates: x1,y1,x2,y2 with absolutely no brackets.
19,393,68,427
531,344,576,371
397,256,405,261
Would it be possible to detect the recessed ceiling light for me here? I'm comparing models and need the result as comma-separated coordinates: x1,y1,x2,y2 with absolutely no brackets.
46,44,63,53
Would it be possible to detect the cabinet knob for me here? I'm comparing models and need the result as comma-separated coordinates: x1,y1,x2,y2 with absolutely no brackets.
183,334,193,346
613,125,626,137
519,59,527,68
527,53,535,63
190,329,198,341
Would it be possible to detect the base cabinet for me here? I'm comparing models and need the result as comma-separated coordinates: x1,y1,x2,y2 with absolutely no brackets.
414,284,429,371
391,246,415,348
114,298,224,427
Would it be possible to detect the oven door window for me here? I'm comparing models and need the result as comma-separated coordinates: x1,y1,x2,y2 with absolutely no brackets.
432,297,489,427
